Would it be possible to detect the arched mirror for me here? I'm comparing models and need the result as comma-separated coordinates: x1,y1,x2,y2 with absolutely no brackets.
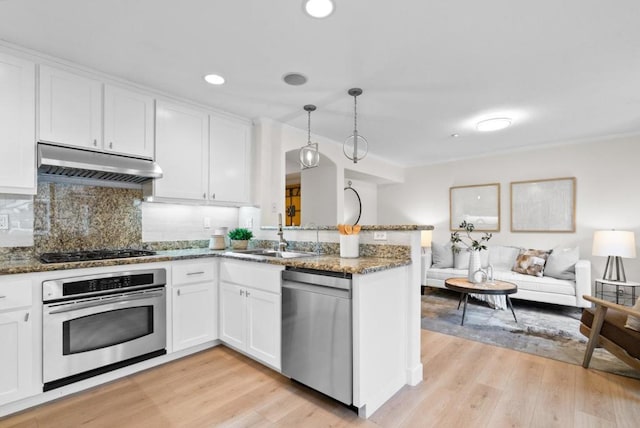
344,181,362,225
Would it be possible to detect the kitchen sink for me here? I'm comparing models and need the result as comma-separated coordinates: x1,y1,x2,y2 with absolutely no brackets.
225,249,317,259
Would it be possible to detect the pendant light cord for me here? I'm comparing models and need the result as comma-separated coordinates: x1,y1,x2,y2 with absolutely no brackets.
353,94,358,134
307,109,311,145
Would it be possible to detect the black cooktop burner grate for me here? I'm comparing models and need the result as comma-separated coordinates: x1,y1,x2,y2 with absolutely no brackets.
40,249,156,264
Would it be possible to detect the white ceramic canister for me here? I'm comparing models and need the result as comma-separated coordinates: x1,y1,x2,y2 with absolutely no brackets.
209,227,228,250
339,235,359,258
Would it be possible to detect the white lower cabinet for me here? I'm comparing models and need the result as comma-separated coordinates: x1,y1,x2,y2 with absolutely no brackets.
171,260,218,352
0,279,34,406
219,260,282,369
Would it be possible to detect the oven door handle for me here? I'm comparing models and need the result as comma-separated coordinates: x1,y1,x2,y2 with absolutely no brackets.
47,292,164,315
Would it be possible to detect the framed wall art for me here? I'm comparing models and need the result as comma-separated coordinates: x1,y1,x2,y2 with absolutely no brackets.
449,183,500,231
510,177,576,233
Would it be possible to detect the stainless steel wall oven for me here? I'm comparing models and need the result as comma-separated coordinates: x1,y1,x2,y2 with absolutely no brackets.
42,268,167,391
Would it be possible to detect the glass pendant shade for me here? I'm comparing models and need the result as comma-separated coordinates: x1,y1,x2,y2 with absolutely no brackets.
300,142,320,169
344,88,368,164
300,104,320,169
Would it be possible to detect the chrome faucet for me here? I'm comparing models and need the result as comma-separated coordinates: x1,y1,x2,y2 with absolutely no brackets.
306,222,321,255
277,213,288,252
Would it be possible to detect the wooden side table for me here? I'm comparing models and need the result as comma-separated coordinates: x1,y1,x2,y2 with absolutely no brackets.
444,277,518,326
594,279,640,306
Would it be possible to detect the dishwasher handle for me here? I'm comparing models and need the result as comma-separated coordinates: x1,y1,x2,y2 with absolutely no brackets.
282,269,351,291
282,280,351,299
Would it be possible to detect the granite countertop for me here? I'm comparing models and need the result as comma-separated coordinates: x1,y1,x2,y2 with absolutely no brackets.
261,224,434,231
0,248,410,276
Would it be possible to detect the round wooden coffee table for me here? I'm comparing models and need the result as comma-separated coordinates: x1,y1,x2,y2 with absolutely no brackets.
444,277,518,326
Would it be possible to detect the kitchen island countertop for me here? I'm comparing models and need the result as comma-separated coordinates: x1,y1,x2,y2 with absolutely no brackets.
0,248,410,276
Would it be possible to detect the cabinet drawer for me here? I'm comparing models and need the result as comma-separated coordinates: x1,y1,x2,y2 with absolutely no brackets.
172,261,215,286
219,260,283,294
0,279,32,311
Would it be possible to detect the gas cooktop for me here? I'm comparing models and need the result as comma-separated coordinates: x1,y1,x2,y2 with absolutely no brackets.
39,249,157,264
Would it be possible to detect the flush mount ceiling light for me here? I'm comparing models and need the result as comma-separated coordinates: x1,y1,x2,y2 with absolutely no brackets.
203,74,225,85
299,104,320,169
476,117,512,132
344,88,368,164
283,72,308,86
303,0,335,18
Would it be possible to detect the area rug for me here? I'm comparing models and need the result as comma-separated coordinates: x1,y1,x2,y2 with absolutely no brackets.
421,287,640,380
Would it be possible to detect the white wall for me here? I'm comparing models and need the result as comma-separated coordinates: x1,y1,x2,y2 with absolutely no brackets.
302,154,337,225
377,136,640,282
142,202,238,242
253,118,404,236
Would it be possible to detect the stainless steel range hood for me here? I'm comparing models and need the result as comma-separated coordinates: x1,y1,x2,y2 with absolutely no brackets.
38,143,162,185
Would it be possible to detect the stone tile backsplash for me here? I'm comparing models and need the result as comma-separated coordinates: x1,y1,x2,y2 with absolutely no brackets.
34,182,143,252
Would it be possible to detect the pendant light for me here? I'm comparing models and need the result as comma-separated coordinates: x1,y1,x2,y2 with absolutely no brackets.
344,88,368,164
299,104,320,169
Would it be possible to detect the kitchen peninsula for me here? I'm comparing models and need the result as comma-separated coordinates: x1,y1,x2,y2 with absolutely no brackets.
0,224,432,419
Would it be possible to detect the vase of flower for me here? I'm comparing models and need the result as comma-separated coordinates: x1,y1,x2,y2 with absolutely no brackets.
451,221,492,283
468,250,482,283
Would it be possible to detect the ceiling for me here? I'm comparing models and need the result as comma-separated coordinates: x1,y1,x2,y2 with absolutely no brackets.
1,0,639,167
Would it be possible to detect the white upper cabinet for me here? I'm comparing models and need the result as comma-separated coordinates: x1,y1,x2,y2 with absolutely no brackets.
0,52,35,195
209,115,251,203
154,101,252,204
104,85,154,159
154,101,209,200
39,65,102,150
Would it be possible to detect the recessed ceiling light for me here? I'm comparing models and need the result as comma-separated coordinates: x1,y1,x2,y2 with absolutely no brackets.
303,0,335,18
204,74,225,85
283,72,308,86
451,133,460,138
476,117,512,132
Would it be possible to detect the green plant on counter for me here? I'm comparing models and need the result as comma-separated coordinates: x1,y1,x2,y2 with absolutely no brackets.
228,228,253,240
450,221,492,253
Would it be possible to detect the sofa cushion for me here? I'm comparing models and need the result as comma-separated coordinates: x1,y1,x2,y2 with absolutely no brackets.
431,242,454,268
582,307,640,359
488,246,521,270
454,250,470,269
426,267,470,281
625,297,640,333
544,247,579,280
513,249,551,277
493,270,576,295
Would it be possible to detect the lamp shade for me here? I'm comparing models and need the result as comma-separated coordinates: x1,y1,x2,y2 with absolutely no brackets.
592,230,637,258
421,230,433,247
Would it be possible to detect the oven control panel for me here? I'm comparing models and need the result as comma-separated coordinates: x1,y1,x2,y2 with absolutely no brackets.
43,268,166,302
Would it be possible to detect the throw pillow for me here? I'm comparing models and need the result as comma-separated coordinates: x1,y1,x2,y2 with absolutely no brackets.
512,249,551,277
453,249,470,269
488,246,521,271
544,247,579,280
624,297,640,333
431,242,454,268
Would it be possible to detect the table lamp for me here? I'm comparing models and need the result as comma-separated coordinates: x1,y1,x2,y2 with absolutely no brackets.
421,230,433,254
592,230,636,282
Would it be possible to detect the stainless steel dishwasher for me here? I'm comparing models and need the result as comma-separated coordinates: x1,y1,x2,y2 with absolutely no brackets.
281,267,353,405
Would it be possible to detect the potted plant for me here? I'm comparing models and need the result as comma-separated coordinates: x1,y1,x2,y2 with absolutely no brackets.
228,228,253,250
451,221,492,282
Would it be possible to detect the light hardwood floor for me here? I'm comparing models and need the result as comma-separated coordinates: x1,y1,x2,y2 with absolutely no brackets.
2,330,640,428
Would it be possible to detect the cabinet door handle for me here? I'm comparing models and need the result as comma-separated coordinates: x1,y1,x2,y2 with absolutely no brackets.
246,291,250,297
186,271,205,276
240,289,244,296
177,289,181,296
24,312,29,322
212,193,215,199
203,193,206,199
93,139,98,147
109,142,113,149
0,295,6,299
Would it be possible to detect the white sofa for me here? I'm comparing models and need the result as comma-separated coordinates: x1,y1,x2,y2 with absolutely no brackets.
421,246,591,308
